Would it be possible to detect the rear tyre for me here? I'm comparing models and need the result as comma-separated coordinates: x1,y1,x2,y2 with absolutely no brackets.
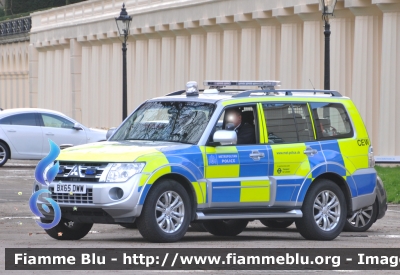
190,222,207,232
42,218,93,240
295,179,346,240
136,179,191,243
119,221,137,229
344,201,378,232
0,141,10,167
202,220,248,236
259,219,294,229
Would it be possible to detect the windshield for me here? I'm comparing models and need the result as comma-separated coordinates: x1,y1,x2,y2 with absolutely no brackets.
110,101,215,144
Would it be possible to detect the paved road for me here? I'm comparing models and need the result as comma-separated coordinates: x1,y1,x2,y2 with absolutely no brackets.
1,160,399,274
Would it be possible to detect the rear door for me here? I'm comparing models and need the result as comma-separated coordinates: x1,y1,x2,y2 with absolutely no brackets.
262,102,318,205
0,112,43,158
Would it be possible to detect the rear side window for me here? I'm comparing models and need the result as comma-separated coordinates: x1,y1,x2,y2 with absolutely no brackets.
310,103,353,140
0,113,37,126
263,103,315,143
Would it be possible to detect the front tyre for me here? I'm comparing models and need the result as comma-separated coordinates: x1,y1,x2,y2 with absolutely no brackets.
295,179,346,240
203,220,249,236
42,218,93,240
136,179,191,243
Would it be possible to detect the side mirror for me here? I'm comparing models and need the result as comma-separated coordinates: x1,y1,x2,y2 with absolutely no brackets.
213,130,237,145
73,123,83,130
106,127,117,139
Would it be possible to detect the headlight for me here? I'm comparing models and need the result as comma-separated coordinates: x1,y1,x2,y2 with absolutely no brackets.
104,163,145,182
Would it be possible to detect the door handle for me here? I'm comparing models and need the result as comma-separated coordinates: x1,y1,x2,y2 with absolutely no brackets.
7,130,16,132
304,147,318,156
249,150,265,161
45,132,54,136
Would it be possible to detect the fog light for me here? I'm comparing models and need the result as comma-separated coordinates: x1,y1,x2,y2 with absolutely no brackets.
109,187,124,200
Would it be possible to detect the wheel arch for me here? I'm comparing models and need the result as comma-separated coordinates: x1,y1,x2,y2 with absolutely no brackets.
313,172,353,217
0,139,11,159
152,173,198,222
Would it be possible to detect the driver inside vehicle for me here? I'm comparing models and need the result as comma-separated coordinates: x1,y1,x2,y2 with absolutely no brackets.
224,108,256,144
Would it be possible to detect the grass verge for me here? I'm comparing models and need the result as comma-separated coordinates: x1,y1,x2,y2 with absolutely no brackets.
376,165,400,203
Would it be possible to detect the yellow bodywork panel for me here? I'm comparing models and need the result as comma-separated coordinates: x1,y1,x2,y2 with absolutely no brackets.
240,180,270,202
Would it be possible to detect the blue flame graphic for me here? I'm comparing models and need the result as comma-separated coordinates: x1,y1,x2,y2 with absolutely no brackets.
29,189,61,229
31,139,62,229
35,140,60,186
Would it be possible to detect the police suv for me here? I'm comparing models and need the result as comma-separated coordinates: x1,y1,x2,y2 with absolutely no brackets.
35,81,387,242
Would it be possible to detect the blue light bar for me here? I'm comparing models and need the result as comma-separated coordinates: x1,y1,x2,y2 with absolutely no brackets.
204,80,281,89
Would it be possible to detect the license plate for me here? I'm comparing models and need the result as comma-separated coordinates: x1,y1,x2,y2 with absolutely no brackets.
54,183,86,194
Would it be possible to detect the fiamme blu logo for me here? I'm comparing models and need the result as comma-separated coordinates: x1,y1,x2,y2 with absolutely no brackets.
29,140,62,229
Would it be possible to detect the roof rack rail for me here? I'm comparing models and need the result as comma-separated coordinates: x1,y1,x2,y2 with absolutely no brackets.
232,89,342,98
166,90,186,96
204,80,281,90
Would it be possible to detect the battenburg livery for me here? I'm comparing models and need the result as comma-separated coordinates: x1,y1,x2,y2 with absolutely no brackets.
34,80,386,242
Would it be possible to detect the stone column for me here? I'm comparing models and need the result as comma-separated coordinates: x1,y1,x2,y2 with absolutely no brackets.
274,8,303,89
78,36,92,126
377,2,400,156
253,11,281,81
349,4,382,147
235,14,260,81
70,38,82,122
145,28,161,100
330,6,355,97
157,24,176,96
134,37,148,108
296,5,323,90
171,23,190,90
217,16,241,80
201,19,223,80
185,21,206,88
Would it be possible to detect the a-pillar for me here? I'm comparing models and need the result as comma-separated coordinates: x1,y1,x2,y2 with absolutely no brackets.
157,24,176,95
253,11,281,81
349,3,382,147
185,21,206,88
296,5,323,90
377,1,400,156
274,8,303,89
217,16,241,80
330,3,355,97
171,23,190,90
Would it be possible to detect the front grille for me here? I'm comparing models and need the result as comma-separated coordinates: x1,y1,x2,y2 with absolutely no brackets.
49,187,93,204
55,162,108,182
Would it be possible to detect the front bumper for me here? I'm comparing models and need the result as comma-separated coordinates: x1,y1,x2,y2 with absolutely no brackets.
34,174,145,223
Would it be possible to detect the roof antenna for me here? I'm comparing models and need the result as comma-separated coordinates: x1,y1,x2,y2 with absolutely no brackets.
309,79,316,94
309,79,315,90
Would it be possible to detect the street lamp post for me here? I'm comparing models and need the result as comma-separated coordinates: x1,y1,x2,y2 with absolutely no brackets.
115,3,132,121
320,0,337,90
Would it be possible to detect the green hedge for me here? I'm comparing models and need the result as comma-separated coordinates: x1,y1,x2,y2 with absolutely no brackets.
4,0,86,16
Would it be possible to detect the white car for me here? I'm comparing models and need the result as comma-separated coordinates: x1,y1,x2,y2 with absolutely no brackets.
0,108,107,166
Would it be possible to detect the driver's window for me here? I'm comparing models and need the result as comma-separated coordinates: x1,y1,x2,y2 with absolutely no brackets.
210,106,257,145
